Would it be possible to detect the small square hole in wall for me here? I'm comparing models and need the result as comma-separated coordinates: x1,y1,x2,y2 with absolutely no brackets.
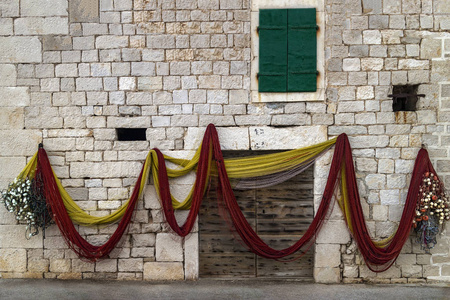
390,85,420,112
116,128,147,141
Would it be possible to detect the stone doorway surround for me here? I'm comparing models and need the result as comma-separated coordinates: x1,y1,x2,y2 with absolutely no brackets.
183,126,343,282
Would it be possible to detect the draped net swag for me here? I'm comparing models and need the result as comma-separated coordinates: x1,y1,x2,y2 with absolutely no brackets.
1,124,449,272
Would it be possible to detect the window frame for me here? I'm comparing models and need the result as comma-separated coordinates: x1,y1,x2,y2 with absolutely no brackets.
250,1,325,102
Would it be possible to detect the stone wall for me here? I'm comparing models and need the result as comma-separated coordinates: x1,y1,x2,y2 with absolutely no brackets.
322,0,450,283
0,0,448,282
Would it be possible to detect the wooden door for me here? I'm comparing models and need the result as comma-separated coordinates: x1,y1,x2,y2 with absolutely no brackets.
199,151,314,279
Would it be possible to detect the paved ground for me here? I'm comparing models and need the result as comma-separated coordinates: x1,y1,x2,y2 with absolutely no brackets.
0,279,449,300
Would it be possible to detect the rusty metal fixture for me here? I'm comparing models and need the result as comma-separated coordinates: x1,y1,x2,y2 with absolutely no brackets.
388,91,425,112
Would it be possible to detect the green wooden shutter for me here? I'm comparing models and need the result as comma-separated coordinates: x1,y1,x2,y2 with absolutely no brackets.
258,9,288,92
287,8,317,92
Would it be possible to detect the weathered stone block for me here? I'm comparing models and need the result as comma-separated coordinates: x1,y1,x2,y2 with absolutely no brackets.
329,126,365,136
156,233,183,261
118,258,143,272
402,0,421,14
0,249,26,272
119,77,136,90
380,189,400,205
361,58,383,71
249,126,327,150
349,45,369,57
389,204,405,221
0,130,41,156
395,159,414,173
70,161,143,178
96,36,129,49
132,233,156,247
0,18,13,35
114,0,132,10
362,0,382,13
383,0,401,13
44,236,68,249
342,58,360,71
147,35,176,49
131,62,156,76
76,78,103,91
0,157,26,185
95,259,117,272
0,64,16,86
315,244,341,268
423,265,440,277
0,37,41,63
15,17,68,35
396,253,417,265
348,136,389,148
316,220,351,244
184,233,198,280
343,30,362,44
198,0,219,9
138,77,162,91
0,0,19,17
314,267,341,283
0,107,24,130
144,186,162,210
431,256,450,264
143,262,184,280
365,174,385,189
28,257,49,273
389,15,405,29
356,158,377,172
376,265,401,278
402,265,422,278
73,36,95,50
21,0,67,16
440,265,450,277
369,15,388,29
372,205,388,221
363,30,381,44
185,127,249,150
55,64,78,78
357,86,374,99
42,35,72,51
343,264,359,279
219,0,241,9
381,30,403,44
123,94,150,108
131,247,155,258
271,114,311,126
69,0,99,22
50,259,71,272
72,259,94,272
398,59,429,70
105,189,128,201
386,172,406,188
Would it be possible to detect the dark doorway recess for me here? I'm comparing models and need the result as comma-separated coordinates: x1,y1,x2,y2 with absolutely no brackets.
116,128,147,141
199,151,315,280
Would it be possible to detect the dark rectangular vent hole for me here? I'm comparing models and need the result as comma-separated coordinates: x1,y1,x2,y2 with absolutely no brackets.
116,128,147,141
391,85,420,112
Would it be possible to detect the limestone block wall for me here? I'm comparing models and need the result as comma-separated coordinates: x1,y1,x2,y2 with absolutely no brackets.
323,0,450,283
0,0,448,282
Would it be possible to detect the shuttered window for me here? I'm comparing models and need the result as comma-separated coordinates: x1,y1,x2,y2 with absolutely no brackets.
258,8,317,93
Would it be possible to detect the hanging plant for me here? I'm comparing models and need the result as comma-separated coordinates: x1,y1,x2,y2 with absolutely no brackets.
414,172,450,250
1,176,52,239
